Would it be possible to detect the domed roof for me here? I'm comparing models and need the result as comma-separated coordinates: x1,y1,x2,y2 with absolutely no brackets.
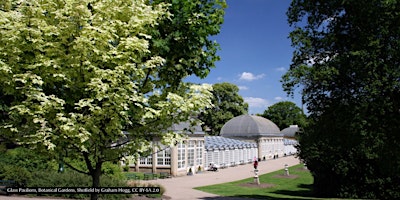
281,125,300,138
220,115,281,137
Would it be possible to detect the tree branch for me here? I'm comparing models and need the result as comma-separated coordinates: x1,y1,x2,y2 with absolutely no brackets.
63,161,90,175
83,151,94,174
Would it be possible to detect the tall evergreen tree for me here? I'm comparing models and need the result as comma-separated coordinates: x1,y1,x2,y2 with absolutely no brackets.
283,0,400,198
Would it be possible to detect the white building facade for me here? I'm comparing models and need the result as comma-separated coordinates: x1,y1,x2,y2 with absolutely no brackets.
128,115,299,176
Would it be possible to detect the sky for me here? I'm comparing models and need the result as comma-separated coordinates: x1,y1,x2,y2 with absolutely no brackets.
186,0,303,115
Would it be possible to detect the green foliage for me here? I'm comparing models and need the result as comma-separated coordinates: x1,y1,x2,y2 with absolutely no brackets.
149,0,226,89
284,0,400,198
261,101,307,130
199,82,248,135
0,147,57,186
101,162,125,180
123,165,130,172
0,147,56,172
0,148,129,199
28,170,90,199
0,1,223,199
28,170,130,199
0,162,31,187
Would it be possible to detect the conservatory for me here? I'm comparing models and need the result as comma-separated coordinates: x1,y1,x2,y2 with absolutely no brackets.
126,115,299,177
124,121,205,177
204,136,258,169
220,115,286,159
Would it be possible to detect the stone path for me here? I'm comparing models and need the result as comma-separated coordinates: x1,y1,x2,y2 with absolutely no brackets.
147,156,300,200
1,156,300,200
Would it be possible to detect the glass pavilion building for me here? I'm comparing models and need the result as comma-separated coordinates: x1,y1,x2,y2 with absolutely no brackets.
127,115,298,176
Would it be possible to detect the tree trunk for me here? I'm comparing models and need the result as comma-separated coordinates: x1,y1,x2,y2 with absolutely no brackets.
90,162,103,200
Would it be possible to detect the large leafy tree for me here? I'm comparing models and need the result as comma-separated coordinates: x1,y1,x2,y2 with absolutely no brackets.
0,0,225,199
149,0,226,89
199,82,248,135
283,0,400,198
261,101,307,130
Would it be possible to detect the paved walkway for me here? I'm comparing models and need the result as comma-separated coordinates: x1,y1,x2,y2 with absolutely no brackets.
147,156,300,200
1,156,300,200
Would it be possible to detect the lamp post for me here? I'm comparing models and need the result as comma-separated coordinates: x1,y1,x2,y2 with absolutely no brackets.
58,151,65,173
254,169,260,185
58,154,64,173
284,164,289,176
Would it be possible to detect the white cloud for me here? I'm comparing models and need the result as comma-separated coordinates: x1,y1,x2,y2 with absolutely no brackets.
274,96,283,101
244,97,270,108
217,77,223,81
238,86,248,90
239,72,265,81
275,67,285,72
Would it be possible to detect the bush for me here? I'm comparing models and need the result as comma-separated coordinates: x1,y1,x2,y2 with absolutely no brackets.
99,175,132,200
102,162,125,180
0,148,131,199
28,170,131,199
28,170,91,199
123,165,130,172
0,163,31,186
0,147,56,172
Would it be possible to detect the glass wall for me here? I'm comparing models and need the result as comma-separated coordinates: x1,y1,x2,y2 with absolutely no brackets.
187,141,195,167
139,154,152,165
177,142,186,169
196,140,203,166
157,146,171,166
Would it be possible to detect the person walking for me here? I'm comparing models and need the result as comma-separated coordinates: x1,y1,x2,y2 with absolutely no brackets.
253,160,258,169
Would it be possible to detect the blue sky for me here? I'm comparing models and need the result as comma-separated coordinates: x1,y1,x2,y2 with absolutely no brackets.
186,0,302,115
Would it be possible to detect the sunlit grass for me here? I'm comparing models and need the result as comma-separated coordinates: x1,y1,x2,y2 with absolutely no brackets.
195,164,324,199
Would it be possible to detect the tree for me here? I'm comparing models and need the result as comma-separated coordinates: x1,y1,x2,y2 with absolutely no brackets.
0,0,225,199
199,82,248,135
261,101,307,130
149,0,226,90
283,0,400,198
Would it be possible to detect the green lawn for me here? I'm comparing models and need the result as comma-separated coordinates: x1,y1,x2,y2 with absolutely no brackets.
195,164,324,199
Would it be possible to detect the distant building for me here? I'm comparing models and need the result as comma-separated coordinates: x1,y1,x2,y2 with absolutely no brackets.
123,121,205,177
281,125,300,156
204,136,258,168
221,115,286,160
125,115,299,176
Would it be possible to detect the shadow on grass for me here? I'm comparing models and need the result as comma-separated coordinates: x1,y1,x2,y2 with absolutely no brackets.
199,184,317,200
271,183,316,198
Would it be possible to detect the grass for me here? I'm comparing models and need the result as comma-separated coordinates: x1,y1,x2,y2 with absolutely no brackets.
195,164,325,199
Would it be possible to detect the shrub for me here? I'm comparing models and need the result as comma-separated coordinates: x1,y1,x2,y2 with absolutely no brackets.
0,147,56,172
102,162,125,180
28,170,131,199
28,170,91,199
0,163,32,186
